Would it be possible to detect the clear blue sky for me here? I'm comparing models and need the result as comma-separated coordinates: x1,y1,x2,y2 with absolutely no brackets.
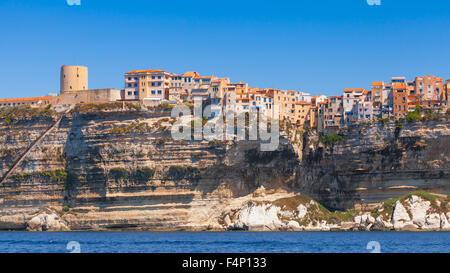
1,0,449,98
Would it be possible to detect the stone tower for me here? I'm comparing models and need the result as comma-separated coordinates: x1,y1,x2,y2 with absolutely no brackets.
60,65,88,94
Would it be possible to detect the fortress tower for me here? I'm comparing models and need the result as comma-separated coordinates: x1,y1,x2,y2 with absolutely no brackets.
60,65,88,94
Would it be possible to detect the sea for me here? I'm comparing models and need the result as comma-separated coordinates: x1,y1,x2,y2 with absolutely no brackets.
0,231,449,253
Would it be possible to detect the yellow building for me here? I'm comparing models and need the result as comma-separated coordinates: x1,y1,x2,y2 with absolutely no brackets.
124,69,172,103
294,101,312,128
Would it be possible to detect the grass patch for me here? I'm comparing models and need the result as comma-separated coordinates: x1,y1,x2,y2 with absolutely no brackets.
0,105,56,123
12,170,67,183
267,195,359,226
372,191,443,220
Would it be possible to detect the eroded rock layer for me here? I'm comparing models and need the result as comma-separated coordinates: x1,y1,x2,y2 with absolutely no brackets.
0,108,448,230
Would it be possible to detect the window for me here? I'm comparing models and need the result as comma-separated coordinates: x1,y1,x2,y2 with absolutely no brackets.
134,91,138,95
128,83,132,87
128,92,132,95
151,91,156,95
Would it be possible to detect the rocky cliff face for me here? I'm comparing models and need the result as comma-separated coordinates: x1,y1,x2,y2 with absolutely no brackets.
0,107,298,230
296,120,450,210
0,106,448,231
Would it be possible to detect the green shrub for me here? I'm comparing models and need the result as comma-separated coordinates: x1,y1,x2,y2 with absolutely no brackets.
319,134,345,147
405,106,422,122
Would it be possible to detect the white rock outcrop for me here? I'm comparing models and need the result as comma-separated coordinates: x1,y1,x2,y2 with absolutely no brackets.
440,213,450,230
424,213,441,230
409,196,431,227
297,204,308,219
27,210,69,231
392,201,416,230
233,203,284,230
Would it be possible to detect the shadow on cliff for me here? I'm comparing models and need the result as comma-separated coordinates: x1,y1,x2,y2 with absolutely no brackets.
63,112,108,207
194,138,300,199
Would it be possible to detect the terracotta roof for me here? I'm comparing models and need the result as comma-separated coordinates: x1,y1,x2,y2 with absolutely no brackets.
312,95,326,98
372,81,384,86
194,76,214,79
125,69,166,74
182,71,199,77
393,83,407,89
295,101,311,105
344,88,365,92
0,96,55,103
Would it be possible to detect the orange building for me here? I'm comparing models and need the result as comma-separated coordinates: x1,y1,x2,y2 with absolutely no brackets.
414,75,444,102
393,83,408,119
371,82,384,108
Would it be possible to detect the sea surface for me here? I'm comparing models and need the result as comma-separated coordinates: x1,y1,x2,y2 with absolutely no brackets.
0,231,449,253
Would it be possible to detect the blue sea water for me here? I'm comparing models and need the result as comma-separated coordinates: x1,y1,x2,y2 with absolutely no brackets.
0,231,449,253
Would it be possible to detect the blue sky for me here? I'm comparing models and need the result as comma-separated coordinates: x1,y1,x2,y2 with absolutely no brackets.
0,0,449,98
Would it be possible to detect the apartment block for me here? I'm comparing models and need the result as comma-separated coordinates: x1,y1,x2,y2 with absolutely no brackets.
296,92,312,102
414,75,444,102
325,96,344,127
124,69,171,103
371,82,384,107
393,82,408,119
209,78,230,104
274,90,296,123
343,88,365,124
294,102,312,128
311,95,327,106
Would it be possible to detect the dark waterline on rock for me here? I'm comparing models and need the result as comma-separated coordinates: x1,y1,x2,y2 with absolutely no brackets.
0,231,449,253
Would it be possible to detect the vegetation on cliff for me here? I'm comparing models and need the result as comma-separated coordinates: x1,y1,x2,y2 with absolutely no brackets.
166,165,203,181
108,167,156,182
319,133,345,147
372,191,449,221
12,170,67,183
73,102,142,113
0,105,56,124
